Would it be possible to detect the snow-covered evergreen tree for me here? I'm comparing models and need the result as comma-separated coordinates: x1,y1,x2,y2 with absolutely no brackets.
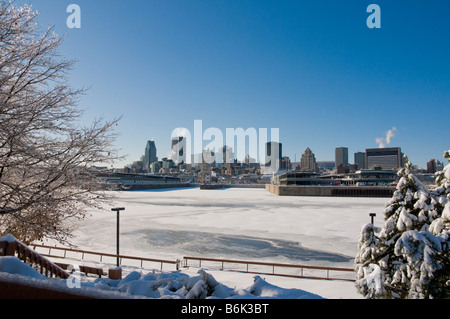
355,223,385,298
429,151,450,237
355,153,450,299
428,150,450,297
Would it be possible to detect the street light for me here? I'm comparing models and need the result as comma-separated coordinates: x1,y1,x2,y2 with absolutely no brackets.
370,213,376,224
111,207,125,267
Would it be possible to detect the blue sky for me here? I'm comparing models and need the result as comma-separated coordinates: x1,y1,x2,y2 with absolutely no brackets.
16,0,450,168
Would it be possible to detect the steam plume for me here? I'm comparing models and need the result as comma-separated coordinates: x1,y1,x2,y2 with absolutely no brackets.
376,127,397,148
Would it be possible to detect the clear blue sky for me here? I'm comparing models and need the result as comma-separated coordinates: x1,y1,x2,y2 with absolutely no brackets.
16,0,450,168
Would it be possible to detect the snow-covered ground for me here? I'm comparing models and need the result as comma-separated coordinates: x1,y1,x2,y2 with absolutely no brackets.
4,187,389,299
70,188,386,267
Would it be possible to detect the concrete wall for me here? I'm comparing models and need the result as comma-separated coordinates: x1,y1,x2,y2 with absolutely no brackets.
200,184,266,190
127,183,193,191
265,184,394,198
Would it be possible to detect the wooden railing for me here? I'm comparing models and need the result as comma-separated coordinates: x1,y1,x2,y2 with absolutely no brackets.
21,243,355,281
0,238,69,279
183,256,355,282
32,244,181,271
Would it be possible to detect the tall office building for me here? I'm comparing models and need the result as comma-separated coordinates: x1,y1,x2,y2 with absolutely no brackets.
365,147,403,170
281,156,291,170
199,149,214,183
265,142,282,173
144,140,157,172
217,145,234,165
427,159,443,174
335,147,349,169
171,136,186,164
354,152,366,170
300,148,318,172
427,159,438,174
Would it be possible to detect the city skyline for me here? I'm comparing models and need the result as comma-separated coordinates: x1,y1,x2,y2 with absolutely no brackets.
128,137,436,173
17,0,450,169
125,127,444,172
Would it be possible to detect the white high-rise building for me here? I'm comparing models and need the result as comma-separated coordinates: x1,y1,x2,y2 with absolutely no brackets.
171,136,186,165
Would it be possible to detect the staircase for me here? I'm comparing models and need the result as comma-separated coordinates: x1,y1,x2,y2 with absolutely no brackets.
0,234,69,279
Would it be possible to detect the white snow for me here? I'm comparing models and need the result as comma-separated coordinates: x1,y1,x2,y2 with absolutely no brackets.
69,188,386,266
0,256,46,280
0,234,17,243
1,187,389,299
0,255,325,299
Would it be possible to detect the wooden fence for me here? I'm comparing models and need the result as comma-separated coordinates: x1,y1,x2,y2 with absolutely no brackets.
183,256,355,282
32,244,181,271
22,244,355,282
0,239,69,279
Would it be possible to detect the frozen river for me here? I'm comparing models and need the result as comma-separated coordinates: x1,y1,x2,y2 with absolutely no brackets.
71,187,388,268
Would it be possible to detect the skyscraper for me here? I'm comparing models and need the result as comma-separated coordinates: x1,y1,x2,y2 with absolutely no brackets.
300,147,318,172
427,159,438,174
144,140,157,172
365,147,403,170
265,141,282,173
354,152,366,170
171,136,186,165
218,145,234,165
335,147,349,169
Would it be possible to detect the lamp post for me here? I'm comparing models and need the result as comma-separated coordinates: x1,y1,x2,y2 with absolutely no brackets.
370,213,376,224
111,207,125,267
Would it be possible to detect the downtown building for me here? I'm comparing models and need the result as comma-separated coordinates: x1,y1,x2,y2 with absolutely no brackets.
335,147,349,174
144,140,157,172
354,152,366,170
335,147,349,168
365,147,403,170
300,147,318,172
171,136,186,165
264,141,282,173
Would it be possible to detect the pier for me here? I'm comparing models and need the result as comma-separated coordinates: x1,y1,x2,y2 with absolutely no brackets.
265,184,395,198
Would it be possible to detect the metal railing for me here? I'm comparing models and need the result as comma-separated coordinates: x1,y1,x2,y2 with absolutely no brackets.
32,244,181,271
183,256,355,282
24,244,355,281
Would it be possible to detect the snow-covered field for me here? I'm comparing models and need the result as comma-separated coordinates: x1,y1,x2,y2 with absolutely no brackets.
71,188,386,264
56,187,387,299
2,187,390,299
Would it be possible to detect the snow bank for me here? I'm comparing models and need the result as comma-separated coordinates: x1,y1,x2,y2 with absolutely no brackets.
96,268,324,299
0,256,46,280
0,256,324,299
0,234,18,243
245,276,323,299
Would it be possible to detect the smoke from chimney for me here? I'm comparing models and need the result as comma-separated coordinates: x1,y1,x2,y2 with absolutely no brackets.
376,127,397,148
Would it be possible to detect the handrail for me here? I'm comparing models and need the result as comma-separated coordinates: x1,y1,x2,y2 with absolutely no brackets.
32,244,180,271
183,256,355,282
0,237,69,279
20,244,355,281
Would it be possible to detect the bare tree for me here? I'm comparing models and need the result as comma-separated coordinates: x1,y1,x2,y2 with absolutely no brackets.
0,1,122,244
